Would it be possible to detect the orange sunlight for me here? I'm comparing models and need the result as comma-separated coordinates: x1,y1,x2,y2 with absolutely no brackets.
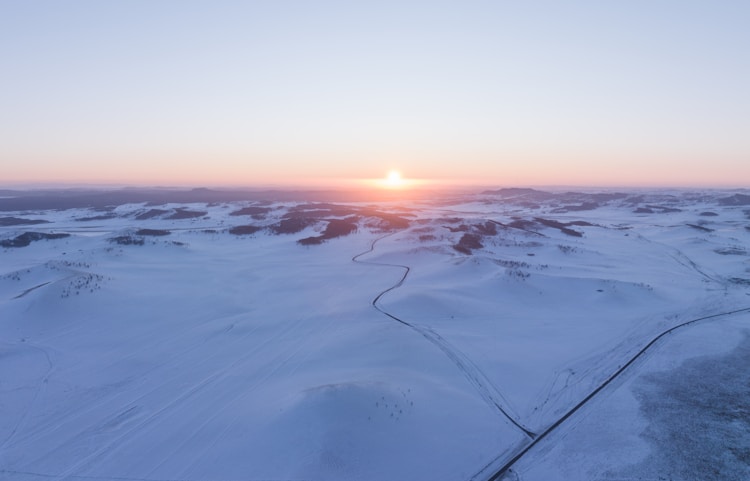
367,170,425,190
385,170,403,188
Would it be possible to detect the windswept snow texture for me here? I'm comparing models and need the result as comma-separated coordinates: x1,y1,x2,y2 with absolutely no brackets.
1,188,749,481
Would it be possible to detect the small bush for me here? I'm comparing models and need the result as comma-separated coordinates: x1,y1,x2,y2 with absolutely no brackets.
110,235,144,246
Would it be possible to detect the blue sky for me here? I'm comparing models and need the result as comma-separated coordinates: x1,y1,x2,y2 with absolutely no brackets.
1,1,748,186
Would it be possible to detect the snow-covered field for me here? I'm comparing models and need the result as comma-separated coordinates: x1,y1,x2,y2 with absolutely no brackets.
1,188,749,481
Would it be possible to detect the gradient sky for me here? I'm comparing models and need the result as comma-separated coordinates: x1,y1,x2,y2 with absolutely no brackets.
1,1,749,187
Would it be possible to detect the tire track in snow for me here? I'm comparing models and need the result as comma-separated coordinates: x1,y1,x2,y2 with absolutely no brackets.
11,311,266,455
170,311,343,480
28,315,310,480
353,233,537,440
474,306,750,481
0,342,55,452
99,315,320,480
635,233,723,285
12,281,53,299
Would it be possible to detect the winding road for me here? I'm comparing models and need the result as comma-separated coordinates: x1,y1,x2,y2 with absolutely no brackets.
476,306,750,481
352,232,537,440
353,229,750,481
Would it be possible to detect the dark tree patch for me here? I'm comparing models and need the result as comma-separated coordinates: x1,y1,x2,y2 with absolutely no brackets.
75,214,117,221
358,208,411,230
1,232,70,248
166,209,207,220
0,217,50,226
474,221,497,236
453,233,483,254
109,235,144,246
298,218,358,245
551,202,599,213
135,229,170,236
324,218,358,237
534,218,583,237
444,224,470,233
718,194,750,206
229,225,263,235
229,206,272,217
269,218,316,235
508,219,539,231
135,209,170,220
647,204,682,213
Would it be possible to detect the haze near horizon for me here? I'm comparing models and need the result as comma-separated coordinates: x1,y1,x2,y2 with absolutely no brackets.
1,1,748,188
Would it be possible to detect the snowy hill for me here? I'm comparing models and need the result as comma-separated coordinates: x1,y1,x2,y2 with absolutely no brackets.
1,188,749,481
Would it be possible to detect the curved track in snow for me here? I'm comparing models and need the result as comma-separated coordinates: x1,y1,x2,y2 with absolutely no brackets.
352,233,537,440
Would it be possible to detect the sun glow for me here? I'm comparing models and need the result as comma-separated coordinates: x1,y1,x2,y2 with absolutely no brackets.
364,170,429,192
385,170,403,188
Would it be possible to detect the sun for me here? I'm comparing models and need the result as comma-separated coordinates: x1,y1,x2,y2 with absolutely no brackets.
371,169,418,190
385,170,403,188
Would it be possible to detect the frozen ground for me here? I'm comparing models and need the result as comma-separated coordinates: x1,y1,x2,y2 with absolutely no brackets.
511,316,750,481
0,187,749,481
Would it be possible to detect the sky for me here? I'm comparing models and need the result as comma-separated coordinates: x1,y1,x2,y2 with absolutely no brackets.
1,1,749,188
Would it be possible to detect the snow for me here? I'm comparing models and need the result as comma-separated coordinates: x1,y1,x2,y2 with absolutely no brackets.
514,314,750,481
1,189,749,480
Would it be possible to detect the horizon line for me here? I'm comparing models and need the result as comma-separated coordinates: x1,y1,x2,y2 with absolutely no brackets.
1,180,748,192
